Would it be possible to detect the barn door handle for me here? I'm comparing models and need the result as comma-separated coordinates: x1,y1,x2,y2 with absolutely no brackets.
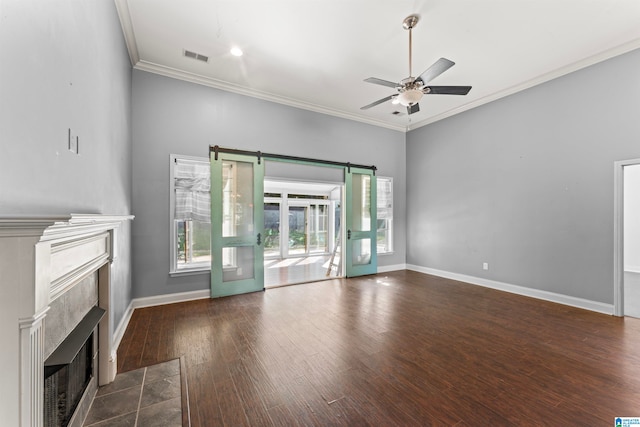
257,233,262,245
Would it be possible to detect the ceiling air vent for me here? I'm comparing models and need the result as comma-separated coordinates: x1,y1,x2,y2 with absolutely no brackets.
183,49,209,63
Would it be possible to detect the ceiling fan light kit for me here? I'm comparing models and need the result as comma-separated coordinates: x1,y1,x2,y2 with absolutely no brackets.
398,88,423,107
361,14,472,116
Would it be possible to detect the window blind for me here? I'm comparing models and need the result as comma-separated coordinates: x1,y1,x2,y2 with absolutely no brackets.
174,158,210,223
377,177,393,220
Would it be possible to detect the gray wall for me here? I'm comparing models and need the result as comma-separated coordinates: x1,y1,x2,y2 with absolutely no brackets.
0,1,133,329
406,48,640,304
131,70,406,298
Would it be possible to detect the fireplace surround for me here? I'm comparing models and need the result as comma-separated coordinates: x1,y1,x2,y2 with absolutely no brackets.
0,214,133,427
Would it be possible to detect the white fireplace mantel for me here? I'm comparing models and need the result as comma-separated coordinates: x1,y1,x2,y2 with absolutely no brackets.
0,214,134,427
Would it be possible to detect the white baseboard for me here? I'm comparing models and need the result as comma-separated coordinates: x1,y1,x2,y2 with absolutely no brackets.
625,265,640,274
131,289,211,309
406,264,614,315
112,301,133,358
378,263,407,273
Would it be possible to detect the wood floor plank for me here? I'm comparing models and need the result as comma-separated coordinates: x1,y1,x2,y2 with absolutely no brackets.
266,403,295,426
188,361,223,427
138,305,164,367
157,302,178,362
236,355,284,410
214,376,251,426
116,270,640,425
228,358,275,426
343,366,425,426
118,306,151,372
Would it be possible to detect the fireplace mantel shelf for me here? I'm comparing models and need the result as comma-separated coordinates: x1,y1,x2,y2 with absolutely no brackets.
0,213,135,239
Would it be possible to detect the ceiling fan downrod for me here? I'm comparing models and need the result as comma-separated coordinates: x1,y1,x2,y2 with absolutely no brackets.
403,15,419,79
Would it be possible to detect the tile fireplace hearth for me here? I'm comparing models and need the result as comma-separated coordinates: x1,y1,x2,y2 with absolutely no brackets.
83,358,189,427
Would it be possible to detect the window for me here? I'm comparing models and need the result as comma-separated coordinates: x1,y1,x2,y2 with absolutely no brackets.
170,155,211,273
377,176,393,254
264,200,281,257
309,203,328,253
286,201,330,255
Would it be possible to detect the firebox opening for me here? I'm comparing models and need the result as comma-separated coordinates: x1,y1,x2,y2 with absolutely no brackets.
43,306,105,427
44,334,93,427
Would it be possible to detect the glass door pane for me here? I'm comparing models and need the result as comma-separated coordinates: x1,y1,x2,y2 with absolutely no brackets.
221,246,254,282
221,160,254,239
309,204,329,253
345,167,377,277
264,202,281,258
211,152,264,297
288,205,307,255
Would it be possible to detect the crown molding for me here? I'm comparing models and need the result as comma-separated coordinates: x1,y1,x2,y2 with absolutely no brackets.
114,0,139,66
114,0,401,129
114,1,640,134
407,37,640,131
133,60,407,132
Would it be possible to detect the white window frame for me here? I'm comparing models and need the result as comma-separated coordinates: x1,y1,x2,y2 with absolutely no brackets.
377,176,394,255
287,199,331,256
169,154,211,275
263,198,283,258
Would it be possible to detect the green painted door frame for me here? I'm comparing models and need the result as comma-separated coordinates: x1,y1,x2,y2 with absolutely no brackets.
345,167,377,277
210,152,264,297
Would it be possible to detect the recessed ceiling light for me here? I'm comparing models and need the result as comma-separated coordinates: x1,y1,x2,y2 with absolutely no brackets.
230,47,243,57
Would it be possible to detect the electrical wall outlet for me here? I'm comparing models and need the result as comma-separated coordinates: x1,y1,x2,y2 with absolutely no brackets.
483,262,489,271
68,128,79,154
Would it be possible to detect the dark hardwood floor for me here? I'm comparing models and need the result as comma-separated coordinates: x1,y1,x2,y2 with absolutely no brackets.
117,270,640,426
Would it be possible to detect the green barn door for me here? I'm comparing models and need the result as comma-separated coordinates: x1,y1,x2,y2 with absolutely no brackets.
345,167,377,277
210,152,264,297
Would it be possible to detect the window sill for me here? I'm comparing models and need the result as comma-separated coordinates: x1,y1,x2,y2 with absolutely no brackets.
169,264,240,277
169,268,210,278
378,251,394,256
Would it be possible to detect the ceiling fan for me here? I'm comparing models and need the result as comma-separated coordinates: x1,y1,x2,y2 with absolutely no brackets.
361,15,472,115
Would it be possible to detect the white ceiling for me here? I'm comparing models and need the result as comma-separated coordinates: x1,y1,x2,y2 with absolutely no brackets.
115,0,640,132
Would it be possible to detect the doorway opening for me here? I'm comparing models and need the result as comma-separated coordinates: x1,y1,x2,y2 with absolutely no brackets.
209,146,378,297
614,159,640,318
264,179,343,288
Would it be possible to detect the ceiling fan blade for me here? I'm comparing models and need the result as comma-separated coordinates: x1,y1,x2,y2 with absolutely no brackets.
424,86,472,95
361,95,395,110
407,103,420,115
364,77,398,89
417,58,455,84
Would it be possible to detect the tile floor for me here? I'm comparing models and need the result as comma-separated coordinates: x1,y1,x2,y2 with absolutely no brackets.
83,359,186,427
264,254,336,288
